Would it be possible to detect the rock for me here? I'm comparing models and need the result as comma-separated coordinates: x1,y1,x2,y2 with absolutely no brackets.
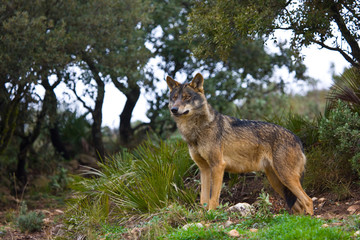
330,222,343,227
347,205,360,214
130,227,142,239
249,228,258,233
43,218,52,224
228,203,255,216
228,229,240,237
42,209,52,216
318,197,326,202
55,209,64,215
311,197,318,201
224,220,233,228
182,223,204,230
321,224,329,228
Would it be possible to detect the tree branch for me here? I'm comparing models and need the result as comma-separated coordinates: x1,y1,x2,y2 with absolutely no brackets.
330,2,360,65
340,1,360,22
313,40,359,67
70,81,93,113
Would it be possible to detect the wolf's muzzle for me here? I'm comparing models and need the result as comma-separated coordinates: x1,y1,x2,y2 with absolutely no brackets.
171,107,189,116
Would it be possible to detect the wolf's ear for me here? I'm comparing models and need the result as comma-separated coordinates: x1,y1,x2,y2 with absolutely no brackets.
189,73,204,93
166,76,179,91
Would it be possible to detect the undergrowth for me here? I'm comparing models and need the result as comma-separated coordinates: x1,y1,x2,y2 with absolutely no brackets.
66,139,197,237
16,201,44,233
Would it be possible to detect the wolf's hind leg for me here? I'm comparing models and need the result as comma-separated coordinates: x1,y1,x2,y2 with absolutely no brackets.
278,173,313,215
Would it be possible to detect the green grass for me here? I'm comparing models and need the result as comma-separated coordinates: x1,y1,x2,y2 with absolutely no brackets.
90,206,356,240
255,214,350,240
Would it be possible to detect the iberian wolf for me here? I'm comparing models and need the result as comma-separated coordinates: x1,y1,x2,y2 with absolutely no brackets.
166,73,313,215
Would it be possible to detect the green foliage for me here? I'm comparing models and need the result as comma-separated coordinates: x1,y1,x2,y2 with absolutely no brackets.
16,201,44,233
187,0,360,67
327,67,360,114
254,190,273,219
49,167,69,193
256,214,351,239
164,225,229,240
66,139,196,236
319,100,360,178
57,109,91,156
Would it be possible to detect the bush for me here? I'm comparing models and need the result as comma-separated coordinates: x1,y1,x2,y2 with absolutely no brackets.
17,201,44,233
66,138,197,236
319,100,360,178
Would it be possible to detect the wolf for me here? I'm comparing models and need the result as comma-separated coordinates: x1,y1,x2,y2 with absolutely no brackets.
166,73,313,215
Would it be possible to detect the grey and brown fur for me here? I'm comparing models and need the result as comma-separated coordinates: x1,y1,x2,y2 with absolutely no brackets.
166,73,313,215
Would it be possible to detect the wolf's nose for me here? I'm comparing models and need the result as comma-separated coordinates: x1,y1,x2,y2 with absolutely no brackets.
171,107,178,114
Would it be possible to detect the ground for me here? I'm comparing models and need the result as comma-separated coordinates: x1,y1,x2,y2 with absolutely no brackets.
1,174,359,239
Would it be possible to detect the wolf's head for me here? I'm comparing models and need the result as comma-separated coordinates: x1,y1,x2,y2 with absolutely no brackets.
166,73,206,118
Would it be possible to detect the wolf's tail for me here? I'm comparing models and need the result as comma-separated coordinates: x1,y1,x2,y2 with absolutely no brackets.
283,171,304,209
284,186,297,209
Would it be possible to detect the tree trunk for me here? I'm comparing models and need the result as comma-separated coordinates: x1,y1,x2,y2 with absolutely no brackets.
119,85,140,147
82,54,106,160
15,87,48,186
15,137,30,187
42,78,70,159
92,105,105,159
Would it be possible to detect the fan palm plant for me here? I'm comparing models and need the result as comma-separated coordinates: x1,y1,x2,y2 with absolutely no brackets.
326,67,360,115
68,138,197,225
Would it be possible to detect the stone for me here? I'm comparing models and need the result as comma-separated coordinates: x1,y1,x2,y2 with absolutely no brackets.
347,205,360,214
228,229,240,237
224,220,233,228
55,209,64,215
228,203,255,216
182,223,204,230
249,228,258,233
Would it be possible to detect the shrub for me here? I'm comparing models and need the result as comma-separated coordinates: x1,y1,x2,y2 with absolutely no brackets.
67,138,197,236
17,201,44,233
319,100,360,178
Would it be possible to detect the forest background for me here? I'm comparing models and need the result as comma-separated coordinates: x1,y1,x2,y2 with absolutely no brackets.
1,0,360,238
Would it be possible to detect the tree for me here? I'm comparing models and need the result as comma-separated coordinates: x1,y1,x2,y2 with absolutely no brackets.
0,0,74,184
187,0,360,67
64,0,151,150
144,0,309,138
0,0,151,185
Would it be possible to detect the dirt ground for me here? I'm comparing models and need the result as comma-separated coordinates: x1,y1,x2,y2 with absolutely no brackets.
1,175,359,239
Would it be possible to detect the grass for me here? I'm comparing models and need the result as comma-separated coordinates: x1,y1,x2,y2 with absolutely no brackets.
255,214,350,239
90,207,356,240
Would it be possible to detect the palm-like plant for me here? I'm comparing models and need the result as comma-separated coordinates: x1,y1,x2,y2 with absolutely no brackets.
326,67,360,115
67,138,197,226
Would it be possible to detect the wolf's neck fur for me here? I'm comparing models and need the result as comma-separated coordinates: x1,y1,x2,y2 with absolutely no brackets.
175,102,216,145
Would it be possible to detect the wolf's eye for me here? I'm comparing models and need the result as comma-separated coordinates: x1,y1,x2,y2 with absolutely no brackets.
183,95,191,101
172,94,178,100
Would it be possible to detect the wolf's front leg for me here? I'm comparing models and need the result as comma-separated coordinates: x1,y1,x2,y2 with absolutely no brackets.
189,149,211,207
209,161,225,210
199,167,211,206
